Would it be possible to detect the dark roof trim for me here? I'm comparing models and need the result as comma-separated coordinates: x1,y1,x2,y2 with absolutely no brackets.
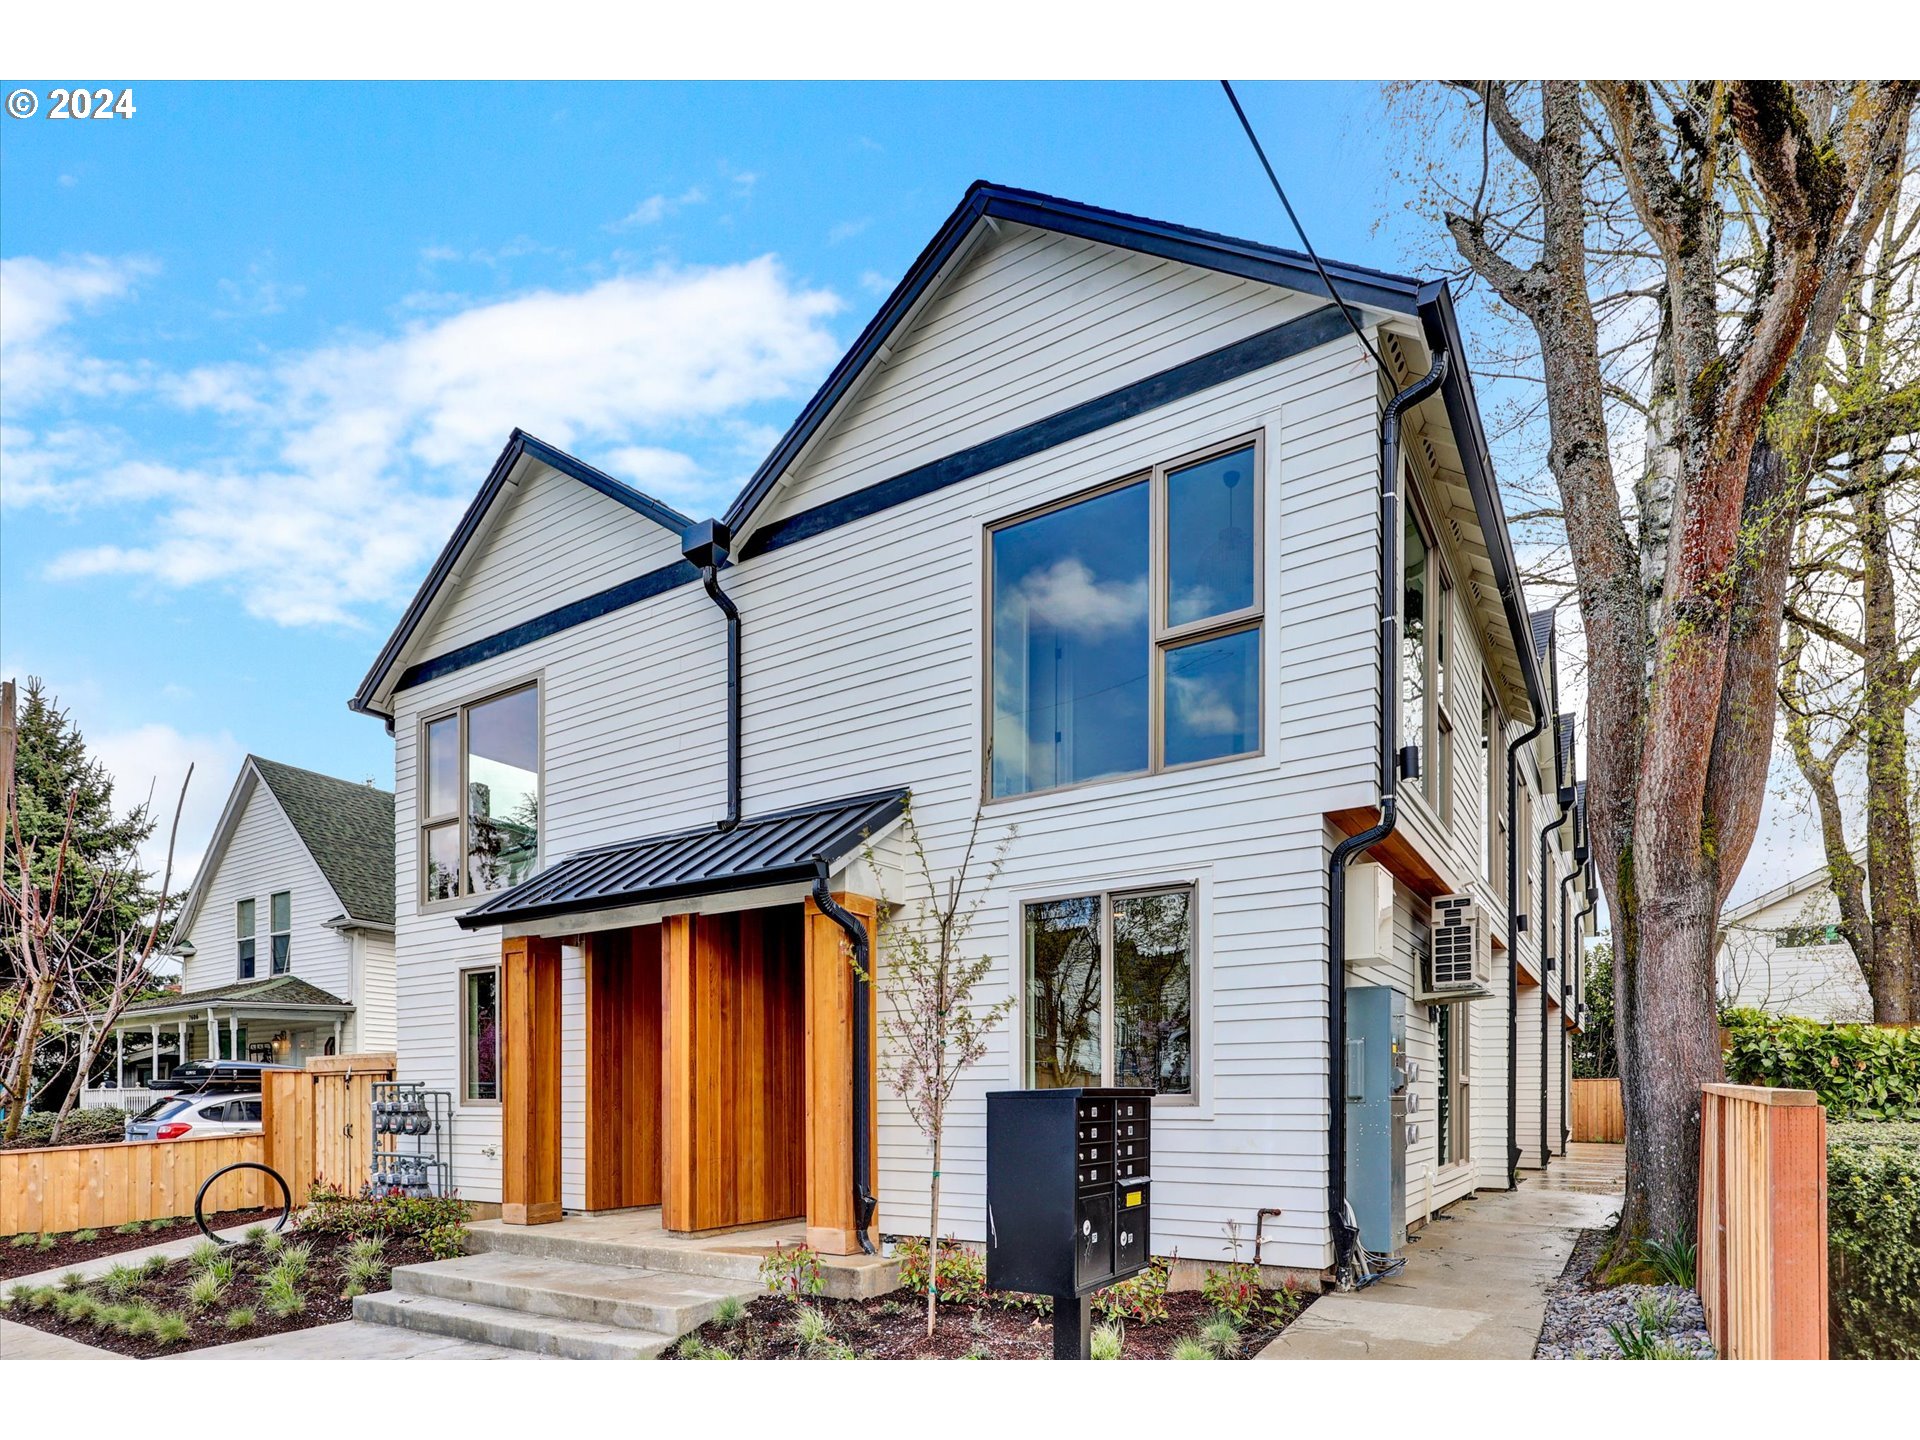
389,301,1354,698
351,430,693,718
722,179,1422,541
742,303,1350,559
1416,283,1549,727
455,787,908,930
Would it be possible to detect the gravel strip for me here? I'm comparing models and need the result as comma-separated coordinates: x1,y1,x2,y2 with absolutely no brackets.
1535,1227,1714,1359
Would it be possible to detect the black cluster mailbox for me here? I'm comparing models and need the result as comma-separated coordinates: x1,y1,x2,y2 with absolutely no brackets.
985,1087,1152,1357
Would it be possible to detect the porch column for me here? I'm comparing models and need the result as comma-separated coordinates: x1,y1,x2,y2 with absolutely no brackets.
228,1013,239,1060
176,1020,186,1075
115,1029,125,1092
500,934,563,1225
206,1007,216,1060
151,1021,160,1088
803,892,879,1256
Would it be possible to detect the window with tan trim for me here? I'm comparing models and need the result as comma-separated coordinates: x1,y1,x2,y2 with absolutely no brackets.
419,682,540,907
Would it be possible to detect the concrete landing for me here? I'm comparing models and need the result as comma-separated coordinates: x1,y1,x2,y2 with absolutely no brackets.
163,1319,547,1360
1260,1144,1624,1360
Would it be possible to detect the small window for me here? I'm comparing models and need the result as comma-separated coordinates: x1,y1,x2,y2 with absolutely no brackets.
236,898,256,979
460,967,500,1104
421,683,541,905
269,891,291,974
1481,684,1504,892
988,438,1262,799
1403,490,1455,819
1024,886,1194,1098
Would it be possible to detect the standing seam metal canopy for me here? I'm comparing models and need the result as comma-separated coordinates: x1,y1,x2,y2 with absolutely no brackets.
454,788,909,930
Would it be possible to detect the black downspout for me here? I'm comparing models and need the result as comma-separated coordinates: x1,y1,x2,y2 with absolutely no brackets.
1537,805,1570,1169
1326,344,1449,1287
812,859,878,1255
1504,719,1544,1189
683,518,742,832
1556,867,1580,1157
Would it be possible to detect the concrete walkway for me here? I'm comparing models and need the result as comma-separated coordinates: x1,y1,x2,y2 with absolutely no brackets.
163,1319,549,1360
1260,1143,1624,1360
5,1220,261,1292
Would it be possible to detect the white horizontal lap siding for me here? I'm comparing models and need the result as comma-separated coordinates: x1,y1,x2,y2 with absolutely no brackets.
180,778,353,1013
385,232,1384,1254
356,932,398,1052
422,462,687,658
1515,982,1546,1168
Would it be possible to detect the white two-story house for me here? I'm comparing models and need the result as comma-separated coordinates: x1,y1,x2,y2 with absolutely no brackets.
88,757,397,1108
349,183,1589,1282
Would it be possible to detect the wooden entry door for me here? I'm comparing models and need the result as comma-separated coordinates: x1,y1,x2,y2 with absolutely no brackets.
585,925,664,1210
661,906,805,1231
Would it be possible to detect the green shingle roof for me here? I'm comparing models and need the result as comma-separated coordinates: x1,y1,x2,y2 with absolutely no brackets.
250,757,394,926
125,974,351,1015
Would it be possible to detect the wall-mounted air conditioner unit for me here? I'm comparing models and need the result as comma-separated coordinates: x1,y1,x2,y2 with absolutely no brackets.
1343,861,1395,971
1418,893,1493,1001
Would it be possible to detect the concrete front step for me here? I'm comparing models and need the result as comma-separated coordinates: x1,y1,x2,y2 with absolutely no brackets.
392,1251,753,1335
352,1290,675,1360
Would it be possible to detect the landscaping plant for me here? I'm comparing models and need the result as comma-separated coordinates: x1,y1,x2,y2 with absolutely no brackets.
758,1242,825,1300
1092,1254,1172,1325
864,802,1016,1334
893,1235,986,1306
1090,1322,1124,1359
1639,1232,1697,1290
1724,1014,1920,1120
1827,1123,1920,1358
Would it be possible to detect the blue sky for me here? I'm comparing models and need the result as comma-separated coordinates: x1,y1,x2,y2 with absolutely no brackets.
0,80,1821,898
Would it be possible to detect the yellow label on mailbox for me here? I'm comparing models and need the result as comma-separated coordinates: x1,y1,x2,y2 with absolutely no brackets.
1124,1190,1143,1207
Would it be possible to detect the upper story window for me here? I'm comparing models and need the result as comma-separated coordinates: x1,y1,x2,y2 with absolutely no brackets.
269,891,291,974
421,682,540,906
236,898,255,979
1402,489,1454,821
1481,682,1507,898
989,437,1262,799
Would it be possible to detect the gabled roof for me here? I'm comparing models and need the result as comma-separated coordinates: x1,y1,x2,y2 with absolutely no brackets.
1530,608,1557,657
1722,856,1861,926
173,757,394,942
125,974,351,1016
457,788,908,930
1556,712,1576,794
350,429,693,720
250,758,395,926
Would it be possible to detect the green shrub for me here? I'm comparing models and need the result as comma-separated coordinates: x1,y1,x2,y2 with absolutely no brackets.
893,1235,986,1305
59,1270,88,1293
224,1306,257,1330
187,1240,224,1272
71,1229,98,1243
1092,1254,1172,1325
1828,1124,1920,1359
112,1221,145,1236
1640,1232,1697,1289
153,1312,192,1345
712,1294,745,1328
1170,1336,1214,1359
187,1270,228,1310
758,1243,825,1299
0,1108,130,1149
261,1271,304,1318
1090,1321,1124,1359
97,1262,139,1298
1725,1016,1920,1120
1197,1316,1243,1357
1199,1261,1301,1330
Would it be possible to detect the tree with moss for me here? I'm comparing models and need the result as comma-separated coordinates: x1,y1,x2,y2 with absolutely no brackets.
1393,81,1916,1245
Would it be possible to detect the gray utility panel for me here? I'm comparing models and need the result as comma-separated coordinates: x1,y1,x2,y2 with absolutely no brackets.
1344,985,1414,1254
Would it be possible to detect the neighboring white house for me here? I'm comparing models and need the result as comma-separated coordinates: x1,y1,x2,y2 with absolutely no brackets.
1718,862,1872,1022
349,182,1591,1280
84,757,397,1109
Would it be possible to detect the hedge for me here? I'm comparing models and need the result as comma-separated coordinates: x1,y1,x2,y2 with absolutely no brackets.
1722,1013,1920,1121
0,1108,132,1150
1827,1123,1920,1360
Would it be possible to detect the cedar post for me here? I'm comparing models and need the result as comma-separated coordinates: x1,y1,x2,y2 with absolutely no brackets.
500,934,563,1225
803,892,879,1256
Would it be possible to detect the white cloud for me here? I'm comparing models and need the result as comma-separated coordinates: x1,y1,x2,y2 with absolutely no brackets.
1010,558,1147,639
8,253,846,627
0,254,156,408
610,187,707,230
89,722,248,889
828,218,871,244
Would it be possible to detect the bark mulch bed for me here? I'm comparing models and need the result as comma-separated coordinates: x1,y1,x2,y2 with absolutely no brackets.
666,1288,1309,1360
2,1224,433,1357
1,1211,282,1281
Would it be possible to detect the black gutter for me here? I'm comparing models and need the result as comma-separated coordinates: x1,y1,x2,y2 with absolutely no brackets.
1504,716,1545,1188
811,859,878,1256
1325,342,1449,1287
682,520,741,831
1537,804,1571,1168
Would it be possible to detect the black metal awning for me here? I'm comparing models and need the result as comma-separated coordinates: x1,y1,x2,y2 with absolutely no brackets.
455,788,908,930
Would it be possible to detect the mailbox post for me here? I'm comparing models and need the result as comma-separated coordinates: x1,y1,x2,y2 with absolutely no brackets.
985,1086,1152,1358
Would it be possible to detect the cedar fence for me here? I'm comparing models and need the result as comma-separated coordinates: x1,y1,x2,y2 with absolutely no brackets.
1570,1078,1625,1142
1697,1082,1828,1360
1,1053,395,1237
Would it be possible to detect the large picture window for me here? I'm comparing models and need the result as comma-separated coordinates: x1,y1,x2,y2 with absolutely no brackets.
420,682,540,905
1024,886,1194,1098
460,966,500,1104
989,437,1262,799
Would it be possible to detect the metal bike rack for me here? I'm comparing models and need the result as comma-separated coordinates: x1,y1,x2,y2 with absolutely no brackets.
194,1161,293,1243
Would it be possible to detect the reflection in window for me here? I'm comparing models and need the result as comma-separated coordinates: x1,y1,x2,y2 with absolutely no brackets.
991,484,1151,797
1403,505,1430,776
466,687,540,893
1163,627,1259,768
462,968,499,1102
1026,887,1194,1097
269,890,291,975
1113,891,1192,1094
1026,897,1104,1088
1167,447,1256,626
236,898,255,979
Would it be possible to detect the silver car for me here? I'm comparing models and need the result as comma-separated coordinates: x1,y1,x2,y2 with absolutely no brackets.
125,1092,264,1142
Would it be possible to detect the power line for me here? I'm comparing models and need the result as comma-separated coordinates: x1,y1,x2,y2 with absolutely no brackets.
1218,80,1397,388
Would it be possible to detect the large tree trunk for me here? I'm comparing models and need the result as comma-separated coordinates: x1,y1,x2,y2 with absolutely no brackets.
1858,485,1920,1022
0,973,57,1139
